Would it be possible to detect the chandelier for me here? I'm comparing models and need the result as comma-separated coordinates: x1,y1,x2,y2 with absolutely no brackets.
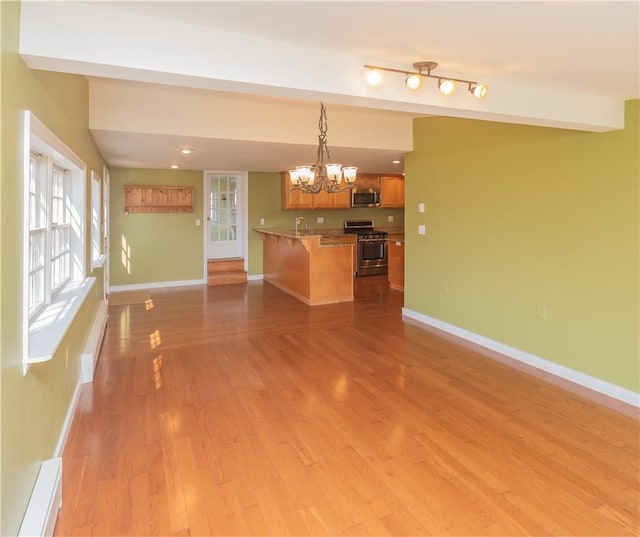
365,61,488,99
289,103,357,194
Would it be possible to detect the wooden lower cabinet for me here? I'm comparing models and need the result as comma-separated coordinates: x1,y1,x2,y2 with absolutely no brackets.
387,234,404,291
320,233,357,276
259,230,354,305
281,172,351,210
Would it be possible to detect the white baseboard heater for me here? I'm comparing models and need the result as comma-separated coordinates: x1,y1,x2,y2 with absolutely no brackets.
18,458,62,537
80,299,108,383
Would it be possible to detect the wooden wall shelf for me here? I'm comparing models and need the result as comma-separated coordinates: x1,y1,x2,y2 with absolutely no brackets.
124,185,194,214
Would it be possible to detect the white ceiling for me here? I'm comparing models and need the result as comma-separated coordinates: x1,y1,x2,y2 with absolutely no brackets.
19,0,640,173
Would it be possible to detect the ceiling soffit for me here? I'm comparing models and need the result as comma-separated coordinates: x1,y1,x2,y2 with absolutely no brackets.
20,1,628,132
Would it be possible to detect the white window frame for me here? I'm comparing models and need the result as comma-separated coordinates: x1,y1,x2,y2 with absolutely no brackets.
22,111,95,374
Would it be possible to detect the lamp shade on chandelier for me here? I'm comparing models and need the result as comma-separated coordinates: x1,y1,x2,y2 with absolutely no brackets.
289,103,357,194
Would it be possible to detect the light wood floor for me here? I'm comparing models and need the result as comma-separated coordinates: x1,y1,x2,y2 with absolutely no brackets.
54,277,639,536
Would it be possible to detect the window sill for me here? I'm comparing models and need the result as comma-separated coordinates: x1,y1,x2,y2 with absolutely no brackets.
24,277,96,375
91,255,106,270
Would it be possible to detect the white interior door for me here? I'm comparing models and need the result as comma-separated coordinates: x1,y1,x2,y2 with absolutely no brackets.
205,172,246,260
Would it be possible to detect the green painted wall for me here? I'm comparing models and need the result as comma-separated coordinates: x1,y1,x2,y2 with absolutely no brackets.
107,169,402,281
1,2,106,534
404,100,639,393
248,172,404,275
109,168,204,286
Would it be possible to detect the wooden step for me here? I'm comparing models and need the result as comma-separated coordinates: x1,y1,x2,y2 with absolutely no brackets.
207,258,247,286
208,257,245,273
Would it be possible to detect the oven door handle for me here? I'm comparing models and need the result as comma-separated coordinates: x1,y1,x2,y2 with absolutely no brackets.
358,238,387,243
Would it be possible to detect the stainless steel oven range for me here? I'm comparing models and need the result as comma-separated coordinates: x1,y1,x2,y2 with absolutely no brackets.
344,219,388,277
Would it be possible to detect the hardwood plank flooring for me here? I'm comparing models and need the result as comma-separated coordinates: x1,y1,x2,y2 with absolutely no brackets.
54,277,639,536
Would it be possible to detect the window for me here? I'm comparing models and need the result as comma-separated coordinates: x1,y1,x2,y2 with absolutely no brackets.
23,111,94,372
28,153,73,318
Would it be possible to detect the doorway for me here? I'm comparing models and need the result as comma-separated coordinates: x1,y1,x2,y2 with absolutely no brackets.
204,171,247,262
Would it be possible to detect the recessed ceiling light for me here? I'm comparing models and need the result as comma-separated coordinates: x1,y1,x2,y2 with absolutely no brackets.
170,164,180,169
180,148,193,154
392,160,401,164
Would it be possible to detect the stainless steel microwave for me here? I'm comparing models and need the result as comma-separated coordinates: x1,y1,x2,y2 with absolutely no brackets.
351,188,381,208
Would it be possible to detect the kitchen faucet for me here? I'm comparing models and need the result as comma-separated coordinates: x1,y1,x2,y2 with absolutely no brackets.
295,216,309,233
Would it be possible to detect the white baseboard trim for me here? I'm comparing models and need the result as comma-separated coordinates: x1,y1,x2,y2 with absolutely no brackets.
18,457,62,537
80,299,108,383
247,274,263,281
54,380,82,459
109,278,206,292
402,308,640,408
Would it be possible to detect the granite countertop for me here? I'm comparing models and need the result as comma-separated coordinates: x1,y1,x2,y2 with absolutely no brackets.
254,227,404,238
254,228,354,248
254,228,325,238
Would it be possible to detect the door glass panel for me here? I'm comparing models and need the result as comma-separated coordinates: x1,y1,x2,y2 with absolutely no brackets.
209,176,237,243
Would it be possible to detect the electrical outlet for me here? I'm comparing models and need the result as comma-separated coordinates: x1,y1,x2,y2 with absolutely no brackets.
195,219,201,226
317,216,324,224
388,215,394,222
418,224,426,235
259,218,265,225
418,202,425,213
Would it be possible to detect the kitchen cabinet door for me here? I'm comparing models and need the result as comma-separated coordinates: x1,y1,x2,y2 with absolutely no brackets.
355,173,381,190
312,188,335,209
380,175,404,208
313,187,350,209
281,172,314,210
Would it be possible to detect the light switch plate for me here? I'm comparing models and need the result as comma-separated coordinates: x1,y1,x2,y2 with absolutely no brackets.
418,202,425,213
418,224,426,235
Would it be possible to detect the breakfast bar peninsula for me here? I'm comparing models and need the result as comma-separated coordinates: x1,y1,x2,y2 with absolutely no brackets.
255,228,355,305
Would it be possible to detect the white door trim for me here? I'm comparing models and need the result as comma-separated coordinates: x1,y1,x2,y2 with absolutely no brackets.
102,166,110,298
202,170,248,273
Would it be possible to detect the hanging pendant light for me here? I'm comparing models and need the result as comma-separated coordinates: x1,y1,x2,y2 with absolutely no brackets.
289,103,358,194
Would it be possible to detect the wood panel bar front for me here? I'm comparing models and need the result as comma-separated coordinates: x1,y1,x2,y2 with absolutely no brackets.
258,230,354,305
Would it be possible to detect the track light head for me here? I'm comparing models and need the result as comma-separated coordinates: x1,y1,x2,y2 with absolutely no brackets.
438,79,455,95
366,68,382,86
469,83,488,99
405,73,423,90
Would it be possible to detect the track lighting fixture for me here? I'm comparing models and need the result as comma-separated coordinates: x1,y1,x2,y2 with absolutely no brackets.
365,61,488,99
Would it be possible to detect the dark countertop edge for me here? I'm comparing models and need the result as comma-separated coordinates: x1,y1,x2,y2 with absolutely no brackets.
254,227,404,238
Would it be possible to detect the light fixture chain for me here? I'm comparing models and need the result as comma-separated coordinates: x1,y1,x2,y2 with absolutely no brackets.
318,102,332,165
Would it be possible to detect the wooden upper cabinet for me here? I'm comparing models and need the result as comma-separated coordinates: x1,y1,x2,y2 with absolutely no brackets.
281,172,351,210
281,172,314,210
380,175,405,208
355,173,381,190
313,187,350,209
